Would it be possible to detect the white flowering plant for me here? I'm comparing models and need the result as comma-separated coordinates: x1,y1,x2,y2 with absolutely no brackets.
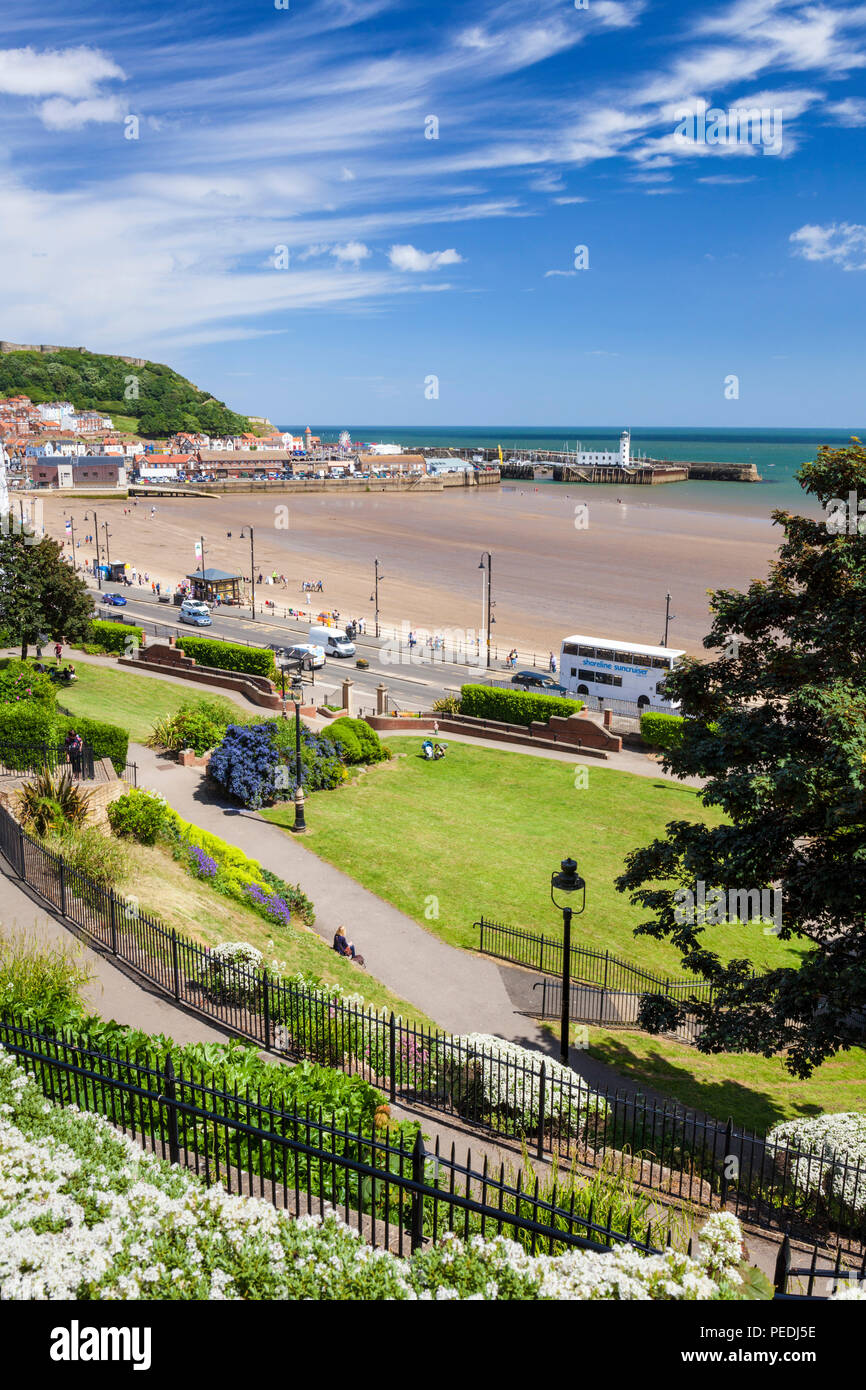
767,1113,866,1220
443,1034,609,1141
196,940,265,1008
0,1048,774,1301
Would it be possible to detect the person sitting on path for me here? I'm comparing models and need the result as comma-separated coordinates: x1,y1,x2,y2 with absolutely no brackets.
333,925,356,959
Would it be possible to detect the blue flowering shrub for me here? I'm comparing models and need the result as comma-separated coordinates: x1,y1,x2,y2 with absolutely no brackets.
209,720,351,810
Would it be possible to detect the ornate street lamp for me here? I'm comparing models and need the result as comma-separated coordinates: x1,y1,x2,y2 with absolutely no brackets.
550,856,586,1066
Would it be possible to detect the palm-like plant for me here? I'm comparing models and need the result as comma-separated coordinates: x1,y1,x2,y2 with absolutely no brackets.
17,768,93,836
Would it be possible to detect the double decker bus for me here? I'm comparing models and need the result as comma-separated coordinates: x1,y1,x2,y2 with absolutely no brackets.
559,633,684,711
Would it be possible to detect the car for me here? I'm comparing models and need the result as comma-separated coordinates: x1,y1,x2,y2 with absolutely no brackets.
178,599,213,627
100,592,127,607
510,669,568,696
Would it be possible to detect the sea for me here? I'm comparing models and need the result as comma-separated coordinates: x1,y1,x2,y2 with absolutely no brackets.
280,426,864,518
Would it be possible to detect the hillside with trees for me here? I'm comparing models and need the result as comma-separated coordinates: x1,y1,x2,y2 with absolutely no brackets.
0,346,252,439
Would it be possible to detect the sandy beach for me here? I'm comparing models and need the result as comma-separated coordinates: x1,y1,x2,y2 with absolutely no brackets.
36,485,781,658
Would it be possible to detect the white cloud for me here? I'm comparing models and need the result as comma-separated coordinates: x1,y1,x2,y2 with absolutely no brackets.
331,241,371,265
790,221,866,270
0,45,124,98
388,244,463,272
825,97,866,126
38,95,127,130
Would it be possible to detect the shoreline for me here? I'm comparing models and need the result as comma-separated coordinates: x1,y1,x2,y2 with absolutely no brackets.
38,486,782,658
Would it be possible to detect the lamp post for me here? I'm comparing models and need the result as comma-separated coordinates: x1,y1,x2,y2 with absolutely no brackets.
290,679,306,833
370,557,383,638
478,551,493,668
550,856,586,1067
661,592,675,648
85,510,100,578
240,526,256,620
101,521,111,568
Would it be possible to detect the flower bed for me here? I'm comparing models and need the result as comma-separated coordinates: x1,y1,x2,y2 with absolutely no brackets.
0,1048,793,1301
767,1113,866,1220
443,1034,609,1141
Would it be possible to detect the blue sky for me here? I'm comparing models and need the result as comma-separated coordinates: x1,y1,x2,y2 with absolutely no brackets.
2,0,866,426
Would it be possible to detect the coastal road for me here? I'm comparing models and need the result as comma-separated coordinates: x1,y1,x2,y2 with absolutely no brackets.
90,582,500,712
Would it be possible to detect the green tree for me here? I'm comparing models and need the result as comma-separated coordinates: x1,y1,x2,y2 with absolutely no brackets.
616,441,866,1078
0,524,93,660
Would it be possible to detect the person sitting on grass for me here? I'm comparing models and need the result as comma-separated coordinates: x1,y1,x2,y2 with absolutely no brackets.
333,925,356,959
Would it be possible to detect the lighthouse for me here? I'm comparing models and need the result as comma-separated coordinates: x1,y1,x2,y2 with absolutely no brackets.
619,430,630,467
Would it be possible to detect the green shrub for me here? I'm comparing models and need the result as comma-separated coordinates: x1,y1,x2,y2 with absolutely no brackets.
85,619,144,656
460,684,583,727
640,711,685,749
0,660,58,707
0,700,59,744
107,789,167,845
327,717,390,765
146,697,235,755
432,694,461,714
56,714,129,774
0,929,90,1027
43,825,130,891
175,635,277,681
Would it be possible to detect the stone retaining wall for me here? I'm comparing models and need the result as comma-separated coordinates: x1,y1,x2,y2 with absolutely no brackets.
364,710,622,756
117,645,283,709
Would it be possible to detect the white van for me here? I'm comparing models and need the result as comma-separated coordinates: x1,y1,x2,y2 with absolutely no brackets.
281,642,325,669
308,624,356,658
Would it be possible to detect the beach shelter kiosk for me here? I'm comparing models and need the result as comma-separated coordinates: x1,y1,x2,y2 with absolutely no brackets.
186,567,243,605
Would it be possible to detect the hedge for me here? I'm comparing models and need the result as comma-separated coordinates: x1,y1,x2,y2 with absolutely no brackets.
175,634,277,681
0,700,128,772
86,619,144,655
460,684,584,728
640,711,684,749
55,714,129,774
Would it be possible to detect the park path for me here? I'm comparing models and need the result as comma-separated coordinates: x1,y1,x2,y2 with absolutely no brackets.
132,744,554,1049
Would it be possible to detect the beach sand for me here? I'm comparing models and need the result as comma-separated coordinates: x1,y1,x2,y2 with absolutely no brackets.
38,485,781,657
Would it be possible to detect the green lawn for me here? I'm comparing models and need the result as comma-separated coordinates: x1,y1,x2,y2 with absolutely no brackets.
56,661,241,743
264,738,807,980
573,1027,866,1134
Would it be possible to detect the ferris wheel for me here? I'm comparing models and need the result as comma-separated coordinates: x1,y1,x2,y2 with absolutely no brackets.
339,430,352,452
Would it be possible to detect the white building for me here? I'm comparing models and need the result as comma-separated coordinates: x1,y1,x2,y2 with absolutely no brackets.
365,443,402,456
571,430,631,468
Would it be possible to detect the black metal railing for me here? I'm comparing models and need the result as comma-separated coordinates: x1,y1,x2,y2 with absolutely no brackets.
123,761,138,787
0,739,95,781
474,917,718,1001
531,975,704,1045
774,1233,866,1299
0,1013,669,1261
0,801,863,1252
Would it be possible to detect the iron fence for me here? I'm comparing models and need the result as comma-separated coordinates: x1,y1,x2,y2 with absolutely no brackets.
123,761,139,787
0,739,95,781
531,975,704,1045
0,802,864,1252
474,917,718,1002
0,1013,670,1261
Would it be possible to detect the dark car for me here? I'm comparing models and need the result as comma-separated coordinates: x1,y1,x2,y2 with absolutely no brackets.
100,592,127,607
510,669,568,697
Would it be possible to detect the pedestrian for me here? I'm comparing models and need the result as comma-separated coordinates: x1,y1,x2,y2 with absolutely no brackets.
64,728,83,778
156,582,161,596
549,651,557,673
54,641,62,665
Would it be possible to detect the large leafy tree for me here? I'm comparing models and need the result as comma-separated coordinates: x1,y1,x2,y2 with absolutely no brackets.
0,523,93,660
616,442,866,1078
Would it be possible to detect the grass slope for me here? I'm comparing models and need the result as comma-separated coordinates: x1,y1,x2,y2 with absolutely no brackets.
125,840,434,1026
579,1028,866,1134
264,738,807,980
57,661,241,742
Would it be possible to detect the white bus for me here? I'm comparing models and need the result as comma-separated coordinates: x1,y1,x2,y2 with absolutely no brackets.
559,634,685,711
